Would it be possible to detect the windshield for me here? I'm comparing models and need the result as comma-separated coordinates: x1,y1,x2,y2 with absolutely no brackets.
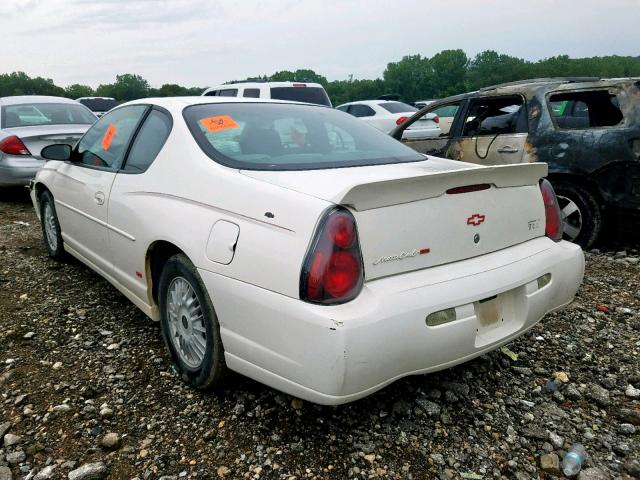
184,102,424,171
1,103,96,128
380,101,418,114
270,87,332,107
77,98,119,112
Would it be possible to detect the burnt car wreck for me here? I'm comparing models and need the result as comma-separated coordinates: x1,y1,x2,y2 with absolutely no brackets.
392,77,640,248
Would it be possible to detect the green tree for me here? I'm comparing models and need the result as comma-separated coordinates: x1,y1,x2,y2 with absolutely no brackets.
269,69,328,86
96,73,150,101
64,83,94,99
149,83,203,97
466,50,531,90
0,71,64,96
383,55,430,101
427,49,469,98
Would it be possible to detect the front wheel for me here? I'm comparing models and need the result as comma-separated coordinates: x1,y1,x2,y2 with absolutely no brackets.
553,182,602,249
158,254,226,390
39,191,67,261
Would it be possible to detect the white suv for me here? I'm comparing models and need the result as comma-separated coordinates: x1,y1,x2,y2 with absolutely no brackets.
201,81,332,107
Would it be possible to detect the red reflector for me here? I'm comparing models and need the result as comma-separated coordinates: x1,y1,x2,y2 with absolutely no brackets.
540,179,562,241
396,116,409,125
292,83,307,87
446,184,491,194
432,115,440,124
0,135,31,156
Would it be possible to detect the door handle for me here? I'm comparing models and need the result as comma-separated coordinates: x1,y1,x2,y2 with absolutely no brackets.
497,145,519,154
94,191,105,205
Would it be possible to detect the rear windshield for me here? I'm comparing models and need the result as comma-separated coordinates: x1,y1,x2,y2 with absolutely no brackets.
1,103,96,128
380,102,418,114
77,98,119,112
270,87,332,107
183,102,424,171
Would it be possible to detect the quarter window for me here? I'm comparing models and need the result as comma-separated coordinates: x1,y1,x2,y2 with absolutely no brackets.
347,104,376,118
217,89,238,97
462,96,526,136
73,105,147,170
123,109,172,173
549,90,623,129
243,88,261,98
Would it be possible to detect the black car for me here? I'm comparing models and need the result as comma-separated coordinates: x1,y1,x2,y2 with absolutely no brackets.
75,97,119,118
392,77,640,248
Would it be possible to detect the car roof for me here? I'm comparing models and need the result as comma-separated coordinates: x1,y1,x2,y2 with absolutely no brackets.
0,95,82,106
76,96,116,101
123,96,329,111
204,81,325,90
470,77,640,96
336,99,403,107
418,77,640,112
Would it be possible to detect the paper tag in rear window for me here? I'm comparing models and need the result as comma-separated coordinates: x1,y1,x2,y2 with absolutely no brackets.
101,123,116,151
200,115,239,133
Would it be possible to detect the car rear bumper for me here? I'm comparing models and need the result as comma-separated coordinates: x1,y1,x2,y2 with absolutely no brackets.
200,237,584,405
0,155,44,187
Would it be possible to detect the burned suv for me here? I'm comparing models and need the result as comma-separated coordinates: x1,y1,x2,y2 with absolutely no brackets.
392,77,640,248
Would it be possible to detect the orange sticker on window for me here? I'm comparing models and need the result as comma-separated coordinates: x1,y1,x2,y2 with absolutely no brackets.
102,123,116,151
200,115,239,132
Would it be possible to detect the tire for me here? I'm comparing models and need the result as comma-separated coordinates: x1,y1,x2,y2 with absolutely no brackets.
553,182,602,249
39,191,67,261
158,253,226,390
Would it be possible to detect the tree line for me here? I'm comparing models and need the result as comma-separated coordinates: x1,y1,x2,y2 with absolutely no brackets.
2,50,639,105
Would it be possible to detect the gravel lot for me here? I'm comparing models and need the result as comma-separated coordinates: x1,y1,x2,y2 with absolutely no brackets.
1,188,639,480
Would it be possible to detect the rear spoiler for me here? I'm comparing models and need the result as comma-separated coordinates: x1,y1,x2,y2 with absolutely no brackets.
338,162,548,211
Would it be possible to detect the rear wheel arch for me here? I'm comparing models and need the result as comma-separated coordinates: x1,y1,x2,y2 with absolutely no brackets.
146,240,186,306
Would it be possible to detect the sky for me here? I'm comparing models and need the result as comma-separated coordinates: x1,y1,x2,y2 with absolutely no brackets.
4,0,640,88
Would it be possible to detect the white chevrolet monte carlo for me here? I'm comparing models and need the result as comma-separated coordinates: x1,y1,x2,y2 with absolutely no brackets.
30,97,584,405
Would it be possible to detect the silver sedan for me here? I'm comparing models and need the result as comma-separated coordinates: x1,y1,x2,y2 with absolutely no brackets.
0,95,96,187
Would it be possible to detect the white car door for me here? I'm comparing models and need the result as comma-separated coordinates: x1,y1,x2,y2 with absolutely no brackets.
106,107,174,302
51,105,149,273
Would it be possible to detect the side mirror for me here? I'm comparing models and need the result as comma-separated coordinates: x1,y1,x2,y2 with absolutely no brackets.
41,144,72,161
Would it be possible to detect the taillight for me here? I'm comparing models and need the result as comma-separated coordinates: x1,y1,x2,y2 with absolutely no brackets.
396,116,409,125
292,83,307,87
300,207,364,304
540,179,562,241
432,115,440,124
0,135,30,156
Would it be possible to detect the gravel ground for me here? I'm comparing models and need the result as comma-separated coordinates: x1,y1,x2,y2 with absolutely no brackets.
0,188,639,480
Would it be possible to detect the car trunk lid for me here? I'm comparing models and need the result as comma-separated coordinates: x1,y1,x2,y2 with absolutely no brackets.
242,158,548,280
3,124,89,158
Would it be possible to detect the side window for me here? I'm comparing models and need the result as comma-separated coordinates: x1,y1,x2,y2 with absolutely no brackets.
74,105,147,170
421,103,461,136
243,88,260,98
348,104,375,118
122,109,173,173
336,105,349,113
549,90,623,129
218,89,238,97
204,90,218,97
462,96,525,137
